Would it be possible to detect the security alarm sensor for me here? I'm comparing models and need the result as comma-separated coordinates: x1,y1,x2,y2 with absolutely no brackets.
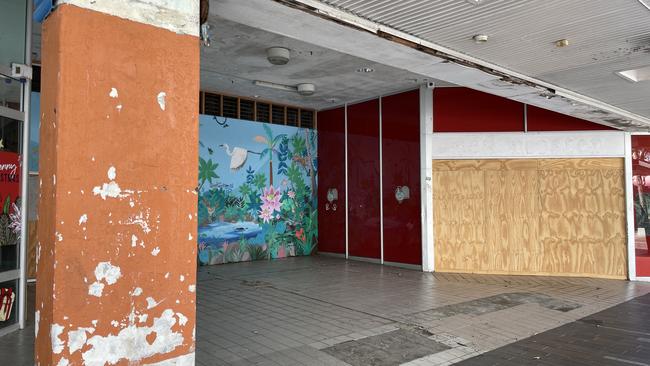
267,47,291,65
11,63,32,80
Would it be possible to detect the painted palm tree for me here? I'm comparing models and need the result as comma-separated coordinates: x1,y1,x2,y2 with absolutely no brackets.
255,125,286,186
198,157,219,191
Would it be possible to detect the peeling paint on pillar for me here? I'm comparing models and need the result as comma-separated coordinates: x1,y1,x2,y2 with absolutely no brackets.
36,4,198,366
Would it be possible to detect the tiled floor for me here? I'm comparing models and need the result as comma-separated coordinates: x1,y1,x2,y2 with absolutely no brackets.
456,292,650,366
2,256,650,365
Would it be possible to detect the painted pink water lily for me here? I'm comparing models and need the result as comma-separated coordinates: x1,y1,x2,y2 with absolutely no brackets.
261,186,282,213
259,206,274,223
287,190,295,199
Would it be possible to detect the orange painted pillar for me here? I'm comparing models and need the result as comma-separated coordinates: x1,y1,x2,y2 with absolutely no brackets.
35,2,199,365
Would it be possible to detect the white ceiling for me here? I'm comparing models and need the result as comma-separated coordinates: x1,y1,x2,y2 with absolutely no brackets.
200,17,452,109
304,0,650,120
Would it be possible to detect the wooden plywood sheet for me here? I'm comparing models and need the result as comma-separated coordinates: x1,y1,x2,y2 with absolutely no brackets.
432,158,627,279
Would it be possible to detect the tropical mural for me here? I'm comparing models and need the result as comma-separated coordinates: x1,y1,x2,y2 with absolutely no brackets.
197,115,318,265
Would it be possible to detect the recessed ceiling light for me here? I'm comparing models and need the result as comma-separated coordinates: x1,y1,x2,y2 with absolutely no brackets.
616,65,650,83
465,0,493,5
472,34,489,43
356,67,374,73
554,39,569,48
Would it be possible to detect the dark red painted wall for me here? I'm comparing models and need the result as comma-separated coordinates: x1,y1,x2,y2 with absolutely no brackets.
347,100,381,259
526,105,614,131
631,135,650,277
317,107,346,254
433,88,524,132
382,90,422,265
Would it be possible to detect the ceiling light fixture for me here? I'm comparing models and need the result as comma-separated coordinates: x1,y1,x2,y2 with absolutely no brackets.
356,67,374,73
253,80,317,96
472,34,489,43
616,65,650,83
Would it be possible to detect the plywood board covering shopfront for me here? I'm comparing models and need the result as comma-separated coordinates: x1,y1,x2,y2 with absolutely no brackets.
432,158,627,279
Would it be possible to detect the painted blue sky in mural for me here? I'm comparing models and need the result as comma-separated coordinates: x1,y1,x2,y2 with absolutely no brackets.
199,115,308,191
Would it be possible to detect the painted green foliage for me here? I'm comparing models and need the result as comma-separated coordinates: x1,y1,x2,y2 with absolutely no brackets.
197,117,317,265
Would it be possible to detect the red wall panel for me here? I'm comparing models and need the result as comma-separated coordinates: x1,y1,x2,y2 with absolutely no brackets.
632,135,650,277
526,105,615,131
317,107,346,254
433,87,524,132
347,100,381,259
382,90,422,265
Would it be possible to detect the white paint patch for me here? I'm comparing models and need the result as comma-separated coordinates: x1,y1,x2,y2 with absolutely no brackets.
53,174,56,185
109,88,118,98
188,285,196,293
94,262,122,285
176,313,188,326
131,287,143,297
51,324,65,354
91,320,98,327
138,314,148,323
55,0,199,36
146,297,162,310
88,282,105,297
131,234,138,247
164,272,170,279
188,214,192,220
151,247,160,256
116,104,122,111
111,320,119,327
107,166,116,180
88,262,121,297
125,212,152,234
56,358,69,366
188,233,193,241
35,310,40,336
157,92,166,111
79,214,88,225
55,232,63,242
179,275,185,282
68,327,95,354
82,309,184,365
93,181,123,200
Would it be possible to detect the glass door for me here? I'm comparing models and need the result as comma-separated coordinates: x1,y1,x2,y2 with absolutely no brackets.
0,0,31,336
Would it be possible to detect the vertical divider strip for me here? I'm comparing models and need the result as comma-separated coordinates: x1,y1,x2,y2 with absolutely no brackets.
379,98,384,264
345,104,349,259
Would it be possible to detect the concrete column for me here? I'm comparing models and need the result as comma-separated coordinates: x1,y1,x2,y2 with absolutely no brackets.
35,2,199,365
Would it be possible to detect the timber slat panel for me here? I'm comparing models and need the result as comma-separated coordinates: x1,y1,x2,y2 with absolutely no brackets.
433,158,626,279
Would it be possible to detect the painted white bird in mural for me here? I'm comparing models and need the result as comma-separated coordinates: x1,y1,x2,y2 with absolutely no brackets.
220,144,261,171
